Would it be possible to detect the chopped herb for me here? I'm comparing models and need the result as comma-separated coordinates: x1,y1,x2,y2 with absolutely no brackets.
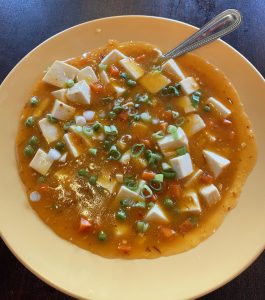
135,93,149,104
151,65,162,72
92,121,102,132
104,125,118,135
124,177,138,191
167,125,179,140
136,221,149,233
126,79,137,87
145,150,162,167
24,145,35,157
108,111,117,119
108,145,121,160
78,169,89,177
191,91,202,108
82,126,93,137
38,176,46,183
88,175,98,185
154,174,164,182
172,110,180,119
140,112,151,122
98,230,107,241
120,198,135,208
162,162,171,171
88,148,97,156
133,114,140,121
30,96,39,106
161,83,181,97
28,135,39,146
47,114,58,123
25,116,35,127
162,170,176,179
63,120,75,131
203,104,211,112
116,209,127,220
152,130,164,140
175,116,185,126
54,141,65,151
140,184,153,199
131,143,145,158
65,79,75,88
176,146,187,156
150,179,163,191
134,201,146,208
163,198,174,208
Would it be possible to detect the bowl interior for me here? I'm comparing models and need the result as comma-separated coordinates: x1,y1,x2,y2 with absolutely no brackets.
0,16,264,300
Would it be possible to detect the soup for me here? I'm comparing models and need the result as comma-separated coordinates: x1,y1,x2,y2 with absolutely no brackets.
16,41,256,258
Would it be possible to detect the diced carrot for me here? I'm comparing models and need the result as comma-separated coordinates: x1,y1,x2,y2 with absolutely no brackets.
141,139,151,147
200,172,214,184
117,244,132,254
90,82,103,93
79,218,92,232
159,122,168,133
119,110,129,121
135,54,146,62
142,170,155,181
160,226,176,238
222,119,232,125
162,111,173,121
178,219,193,234
169,184,182,199
109,65,119,77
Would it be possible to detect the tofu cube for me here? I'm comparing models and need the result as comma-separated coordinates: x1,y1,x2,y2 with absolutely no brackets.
180,192,202,214
99,70,110,85
203,150,230,178
162,59,185,80
139,72,171,93
51,100,76,120
184,169,203,187
170,153,193,179
63,133,81,157
119,58,144,80
179,77,199,95
207,97,231,118
38,118,60,144
42,60,78,88
75,115,86,126
66,80,91,105
177,96,196,114
116,186,144,202
29,149,53,175
199,184,221,206
183,114,206,136
97,174,117,194
51,88,67,101
47,148,61,161
145,204,169,223
100,49,127,65
119,150,131,165
59,152,68,163
77,66,98,83
158,127,188,155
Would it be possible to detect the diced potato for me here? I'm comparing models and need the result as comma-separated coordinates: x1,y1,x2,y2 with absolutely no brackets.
207,97,231,118
38,118,60,144
139,72,171,93
184,169,203,187
42,60,78,88
119,58,144,80
66,80,91,105
77,66,98,83
158,128,188,155
51,100,76,120
145,204,169,223
100,49,127,65
51,88,67,101
131,122,149,139
29,149,53,175
63,133,82,157
179,77,199,95
179,192,201,214
170,153,193,179
183,114,206,136
162,59,185,80
97,173,117,194
203,150,230,178
177,96,196,114
116,186,144,202
99,70,110,85
199,184,221,206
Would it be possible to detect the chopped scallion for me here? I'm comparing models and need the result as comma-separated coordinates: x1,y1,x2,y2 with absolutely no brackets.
136,221,149,233
191,91,202,108
28,135,39,146
24,145,35,157
152,130,164,140
88,148,97,156
163,198,175,208
131,143,145,158
176,146,187,156
47,114,58,123
140,184,153,199
126,79,137,87
54,141,65,151
108,145,121,160
116,209,127,220
150,179,163,191
25,116,35,127
203,104,211,112
30,96,39,106
162,170,176,179
154,174,164,182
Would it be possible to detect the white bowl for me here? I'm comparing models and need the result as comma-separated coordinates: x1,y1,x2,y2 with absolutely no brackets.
0,16,264,300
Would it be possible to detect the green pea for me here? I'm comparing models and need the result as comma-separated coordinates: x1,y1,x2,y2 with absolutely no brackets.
203,105,211,112
24,145,35,157
28,135,39,146
55,141,65,151
78,169,88,177
126,79,137,87
65,79,75,88
116,209,127,220
88,175,98,185
30,96,39,106
120,72,129,80
98,230,107,241
163,198,174,208
92,121,101,132
38,176,46,183
25,116,35,127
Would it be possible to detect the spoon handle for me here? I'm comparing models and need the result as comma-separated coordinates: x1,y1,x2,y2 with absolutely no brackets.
163,9,242,59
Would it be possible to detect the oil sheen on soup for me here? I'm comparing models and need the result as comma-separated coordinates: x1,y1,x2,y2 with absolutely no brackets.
16,41,256,258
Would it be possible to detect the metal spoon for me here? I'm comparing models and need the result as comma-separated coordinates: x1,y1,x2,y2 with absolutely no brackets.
162,9,242,59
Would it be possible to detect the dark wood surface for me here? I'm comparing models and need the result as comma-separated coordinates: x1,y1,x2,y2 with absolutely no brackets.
0,1,264,299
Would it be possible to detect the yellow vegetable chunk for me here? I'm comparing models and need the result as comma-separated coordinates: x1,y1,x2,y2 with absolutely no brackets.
139,72,171,93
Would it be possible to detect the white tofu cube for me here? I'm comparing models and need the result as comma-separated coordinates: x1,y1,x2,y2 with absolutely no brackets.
97,174,117,194
42,60,78,88
177,96,196,114
75,115,86,126
162,59,185,80
83,110,95,121
170,153,193,179
158,127,188,155
184,169,203,187
59,152,68,163
63,133,81,157
139,72,171,93
51,88,67,101
100,49,127,65
51,100,75,120
207,97,231,118
99,70,110,85
119,58,144,80
203,150,230,178
179,77,199,95
115,186,144,202
77,66,98,83
29,149,53,175
66,80,91,105
180,192,202,214
120,150,131,165
145,204,169,223
183,114,206,136
38,118,60,144
111,83,127,96
47,148,61,161
199,184,221,206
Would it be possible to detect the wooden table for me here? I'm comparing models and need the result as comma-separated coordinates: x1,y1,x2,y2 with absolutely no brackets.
0,1,264,299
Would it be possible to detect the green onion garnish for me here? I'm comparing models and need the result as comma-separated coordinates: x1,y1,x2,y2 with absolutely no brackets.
140,184,153,198
152,130,164,140
116,209,127,220
88,148,97,156
191,91,202,108
24,145,35,157
120,198,135,208
82,126,93,137
65,79,75,88
176,146,187,156
54,141,65,151
162,162,171,171
47,114,58,123
108,145,121,160
63,120,75,131
92,121,102,132
126,79,137,87
145,150,162,167
163,198,175,208
135,93,149,103
134,201,146,208
136,221,149,233
175,116,185,126
131,143,145,158
154,174,164,182
108,111,117,119
98,230,107,241
150,179,163,191
162,170,176,179
25,116,35,127
124,177,138,191
99,64,107,71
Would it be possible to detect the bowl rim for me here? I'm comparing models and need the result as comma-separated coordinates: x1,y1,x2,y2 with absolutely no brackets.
1,15,264,300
